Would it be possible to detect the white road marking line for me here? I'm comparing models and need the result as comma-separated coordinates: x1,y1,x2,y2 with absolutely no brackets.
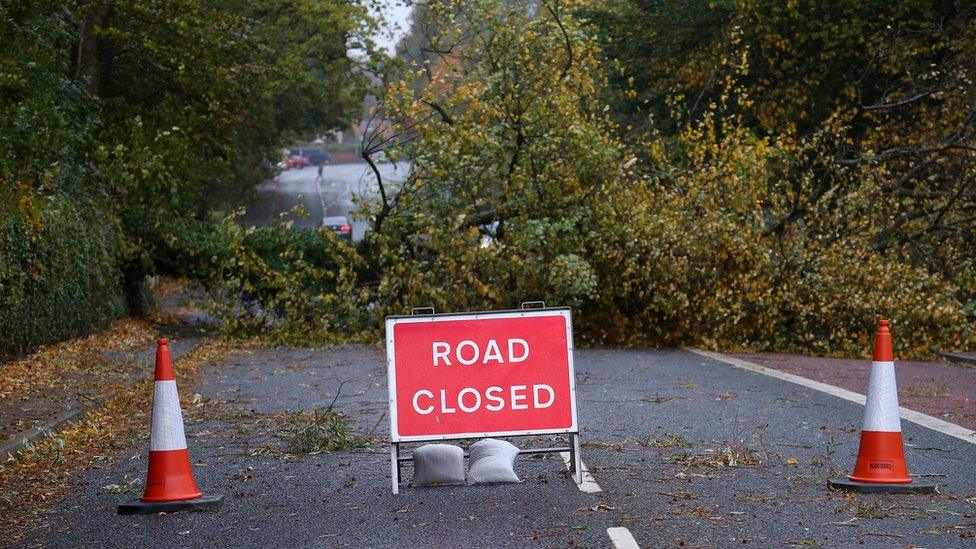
314,175,329,216
607,527,639,549
688,348,976,446
559,452,602,493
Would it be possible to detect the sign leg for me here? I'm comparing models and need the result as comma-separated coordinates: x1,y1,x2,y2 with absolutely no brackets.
572,433,583,485
567,436,577,475
395,443,403,485
390,443,399,495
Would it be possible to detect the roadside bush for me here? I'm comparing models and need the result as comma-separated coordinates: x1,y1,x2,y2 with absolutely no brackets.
202,216,371,344
0,197,127,358
579,119,972,357
0,0,374,356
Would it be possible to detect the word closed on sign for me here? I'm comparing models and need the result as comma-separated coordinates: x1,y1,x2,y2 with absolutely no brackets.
386,308,578,441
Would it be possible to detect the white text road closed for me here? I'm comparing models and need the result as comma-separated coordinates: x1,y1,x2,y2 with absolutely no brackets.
386,309,578,441
411,384,556,415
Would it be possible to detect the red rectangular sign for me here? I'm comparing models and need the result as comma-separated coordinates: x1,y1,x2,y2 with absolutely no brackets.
386,309,578,442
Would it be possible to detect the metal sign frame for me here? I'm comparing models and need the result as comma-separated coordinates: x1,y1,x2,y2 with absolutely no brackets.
384,304,582,494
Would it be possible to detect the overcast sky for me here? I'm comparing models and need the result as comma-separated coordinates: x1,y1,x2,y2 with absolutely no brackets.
372,0,413,55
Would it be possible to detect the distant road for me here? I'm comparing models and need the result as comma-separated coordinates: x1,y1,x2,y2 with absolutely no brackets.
239,161,410,241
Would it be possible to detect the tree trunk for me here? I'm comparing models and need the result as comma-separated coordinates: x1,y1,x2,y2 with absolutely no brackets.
76,2,106,93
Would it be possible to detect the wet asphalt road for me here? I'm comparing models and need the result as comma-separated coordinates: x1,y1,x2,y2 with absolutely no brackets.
239,162,409,241
27,347,976,548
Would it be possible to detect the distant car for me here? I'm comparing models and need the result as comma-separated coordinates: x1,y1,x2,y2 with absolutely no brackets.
310,150,331,166
293,148,332,166
277,156,299,170
290,155,310,169
321,215,352,241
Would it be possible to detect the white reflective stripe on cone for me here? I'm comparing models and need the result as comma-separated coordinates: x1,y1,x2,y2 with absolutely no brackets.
150,380,189,451
862,361,902,432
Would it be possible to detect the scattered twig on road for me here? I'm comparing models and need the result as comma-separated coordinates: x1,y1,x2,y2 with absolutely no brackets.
865,532,906,538
905,444,955,453
644,395,683,404
658,491,699,500
776,442,814,449
587,398,656,403
363,411,386,440
325,378,347,413
643,434,693,449
77,393,101,406
827,517,860,527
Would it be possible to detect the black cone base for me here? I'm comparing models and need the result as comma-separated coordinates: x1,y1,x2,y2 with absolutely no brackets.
118,494,224,514
828,478,938,494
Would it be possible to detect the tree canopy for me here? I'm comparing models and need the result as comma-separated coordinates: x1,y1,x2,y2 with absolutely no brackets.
356,0,975,356
3,0,974,358
0,0,376,355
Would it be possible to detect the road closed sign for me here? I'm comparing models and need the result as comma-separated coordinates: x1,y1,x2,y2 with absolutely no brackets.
385,308,578,442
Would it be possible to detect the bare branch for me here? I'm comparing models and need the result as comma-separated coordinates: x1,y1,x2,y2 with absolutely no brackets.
360,110,390,234
542,1,573,80
421,99,454,125
860,90,933,111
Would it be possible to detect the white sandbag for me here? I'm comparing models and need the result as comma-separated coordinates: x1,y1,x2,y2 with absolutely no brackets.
467,438,521,484
412,444,465,486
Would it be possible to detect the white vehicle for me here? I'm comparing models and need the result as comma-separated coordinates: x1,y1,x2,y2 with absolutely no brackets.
321,215,352,241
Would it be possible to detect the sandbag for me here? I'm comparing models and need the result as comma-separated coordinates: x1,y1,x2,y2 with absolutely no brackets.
467,438,521,484
412,443,465,486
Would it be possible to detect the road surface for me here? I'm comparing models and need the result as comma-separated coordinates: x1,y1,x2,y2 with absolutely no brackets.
22,347,976,547
240,162,410,241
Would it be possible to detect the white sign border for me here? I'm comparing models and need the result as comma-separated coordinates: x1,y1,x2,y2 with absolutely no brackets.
385,308,579,443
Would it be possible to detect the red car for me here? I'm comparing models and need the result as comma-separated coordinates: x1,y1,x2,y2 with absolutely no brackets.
276,155,310,170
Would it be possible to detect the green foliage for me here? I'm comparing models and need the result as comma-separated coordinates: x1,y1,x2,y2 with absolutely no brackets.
0,1,129,353
579,113,972,356
0,197,126,357
361,0,974,357
84,0,376,278
647,434,693,449
368,0,618,317
4,0,972,360
282,407,363,454
192,0,976,356
201,216,371,344
0,0,97,198
579,0,734,134
584,0,976,343
958,260,976,321
0,0,375,354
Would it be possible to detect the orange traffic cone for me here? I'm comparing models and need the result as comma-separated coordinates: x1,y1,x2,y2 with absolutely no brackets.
829,321,936,494
118,339,224,513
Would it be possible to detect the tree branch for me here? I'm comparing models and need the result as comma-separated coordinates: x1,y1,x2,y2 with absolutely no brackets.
360,111,391,235
860,90,933,111
421,99,454,124
543,1,573,80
